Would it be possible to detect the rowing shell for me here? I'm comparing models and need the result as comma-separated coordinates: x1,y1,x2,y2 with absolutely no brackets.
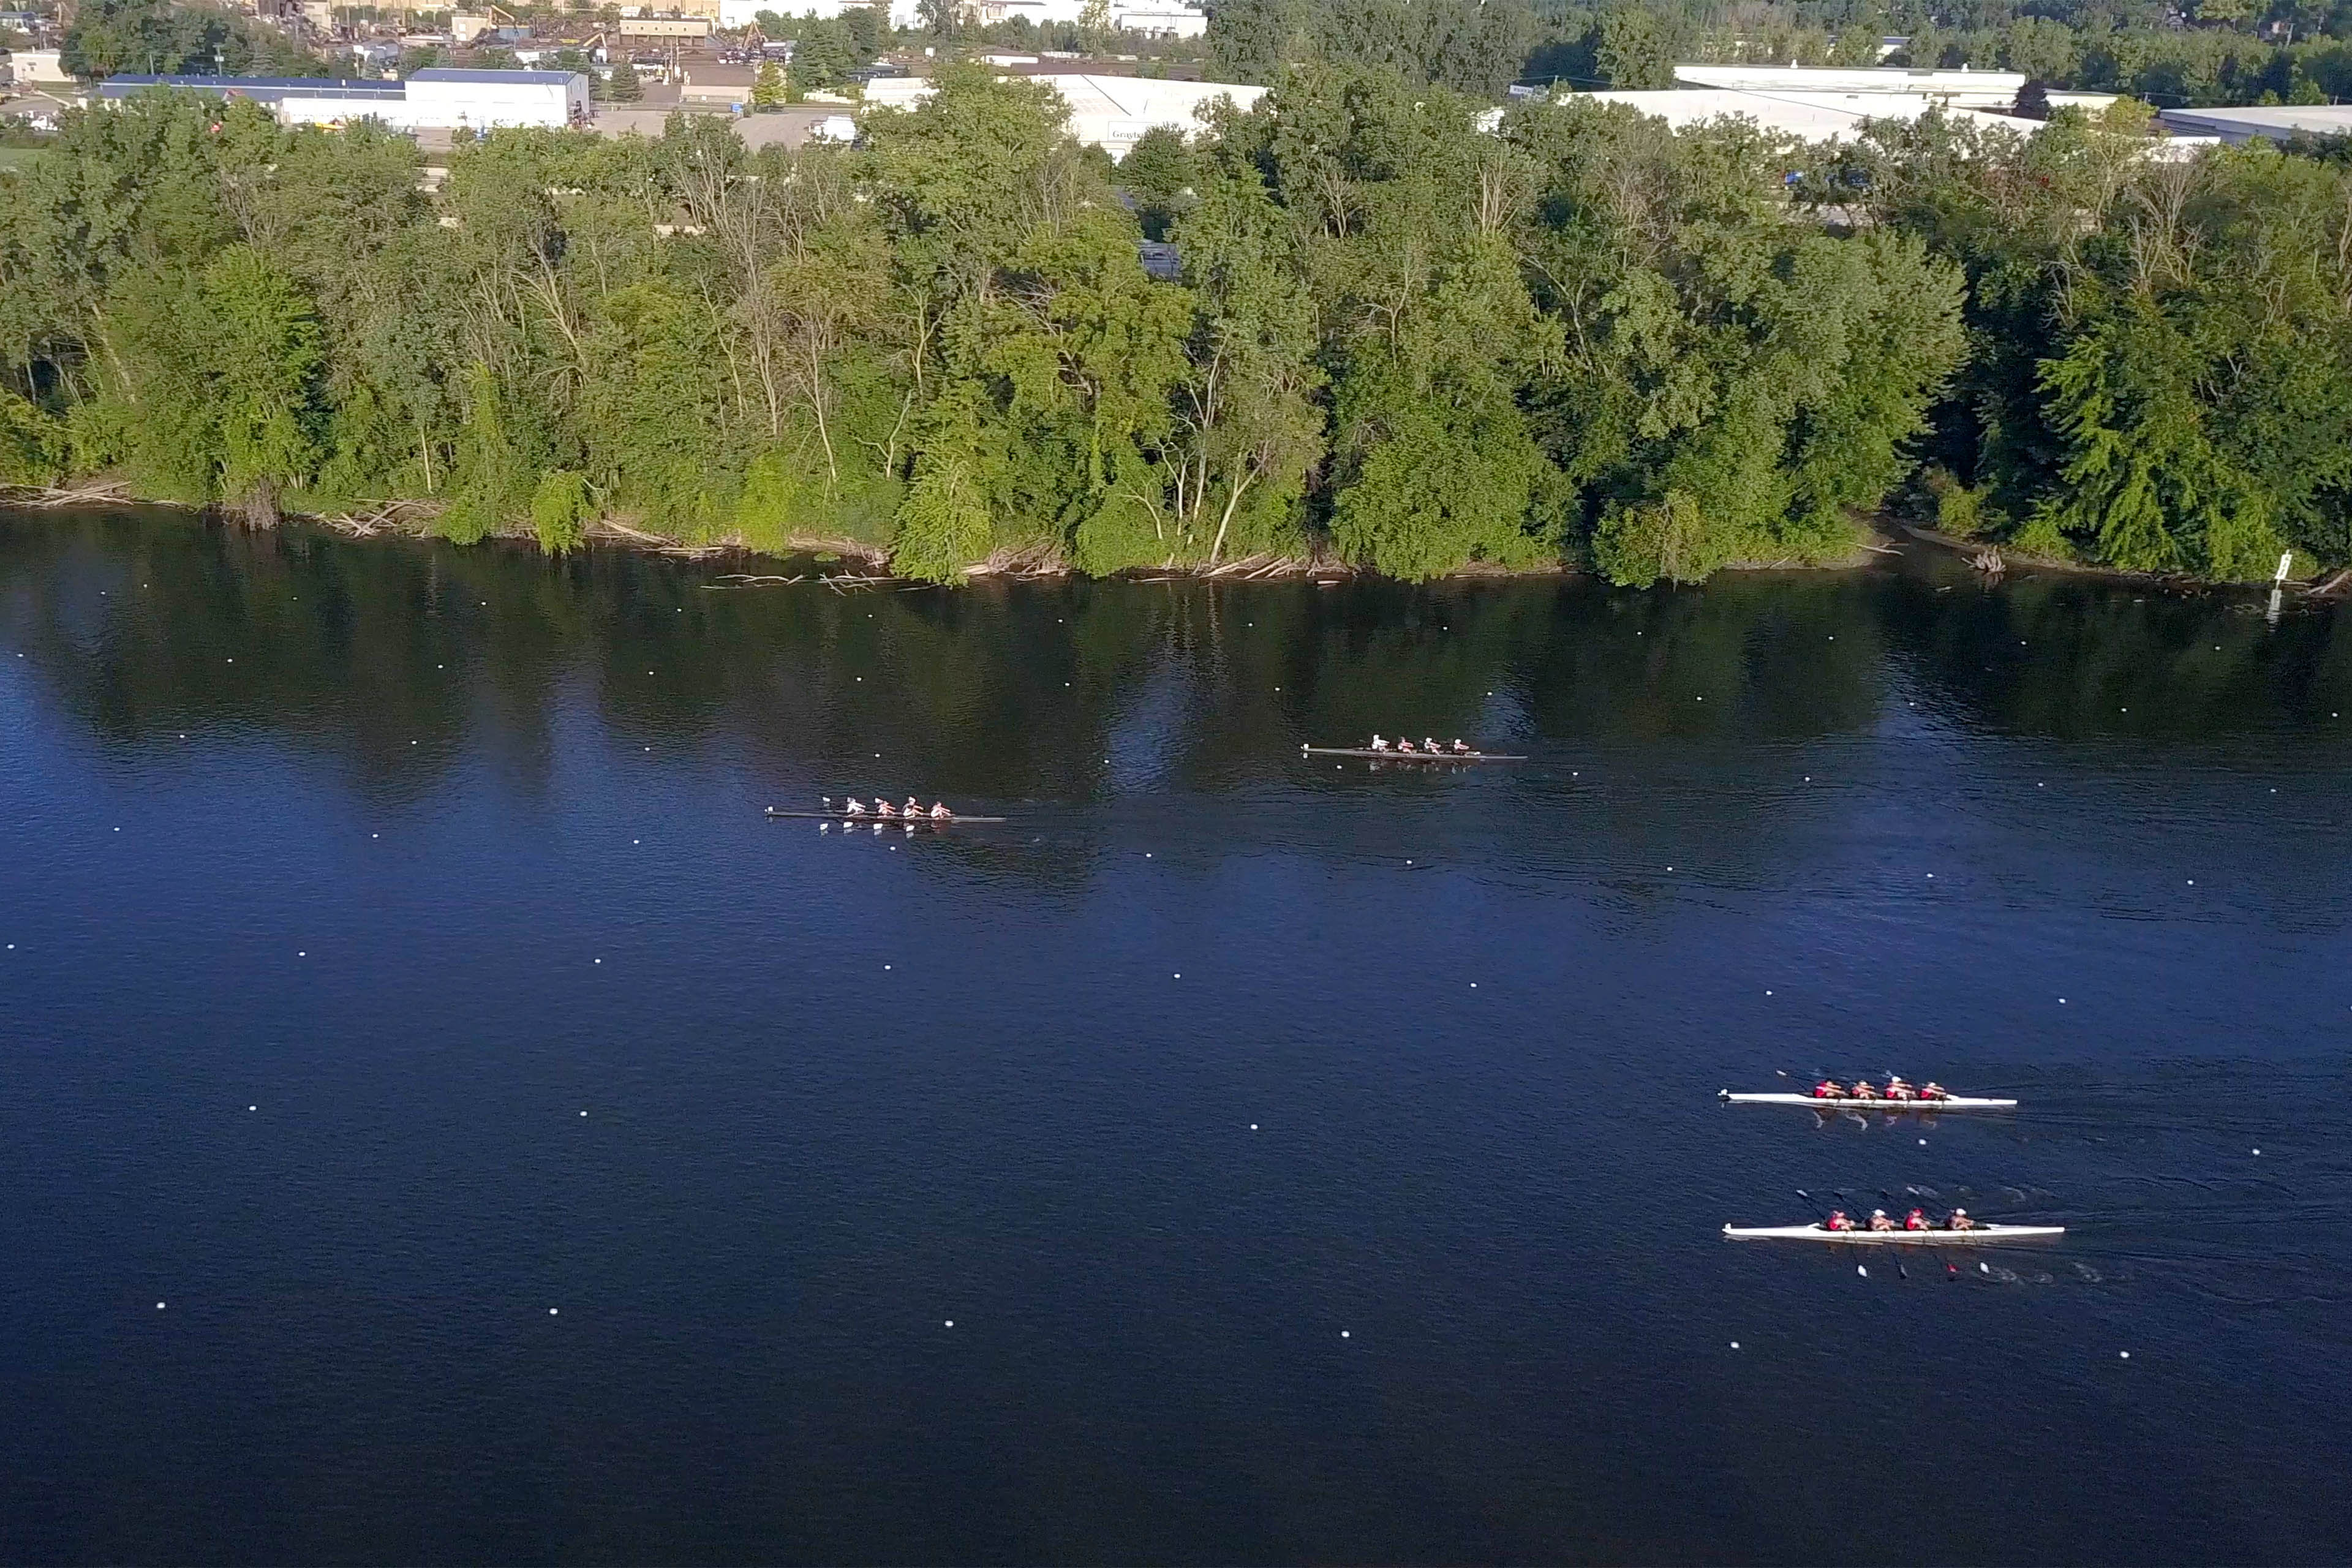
764,809,1009,823
1301,746,1528,761
1721,1091,2018,1111
1724,1223,2064,1244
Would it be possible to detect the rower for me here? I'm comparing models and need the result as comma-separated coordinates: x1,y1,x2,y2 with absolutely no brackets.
1920,1080,1950,1101
1370,734,1389,752
1396,738,1417,753
1868,1208,1896,1232
843,798,868,816
1945,1208,1977,1232
1849,1079,1879,1100
1451,738,1471,754
930,802,951,820
1904,1207,1928,1231
875,800,895,818
1886,1076,1916,1101
1812,1079,1845,1100
903,797,921,817
1823,1209,1855,1232
1423,737,1442,754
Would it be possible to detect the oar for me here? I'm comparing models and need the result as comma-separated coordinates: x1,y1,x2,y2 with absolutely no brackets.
1896,1186,1961,1280
1824,1189,1879,1278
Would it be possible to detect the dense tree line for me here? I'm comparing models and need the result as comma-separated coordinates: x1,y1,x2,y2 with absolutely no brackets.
2,70,2349,583
1206,0,2352,107
59,0,333,80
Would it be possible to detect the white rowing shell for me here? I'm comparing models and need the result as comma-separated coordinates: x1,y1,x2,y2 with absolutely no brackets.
1722,1223,2064,1244
1720,1091,2018,1110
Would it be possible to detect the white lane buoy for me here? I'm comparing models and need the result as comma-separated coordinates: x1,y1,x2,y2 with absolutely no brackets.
1918,1138,1926,1145
2252,1148,2260,1156
1980,1262,1989,1273
1174,973,1182,979
1856,1265,1868,1277
248,1106,256,1112
580,1111,588,1117
1340,1330,1349,1338
594,959,601,965
944,1320,954,1328
2120,1351,2130,1359
549,1308,559,1316
1470,982,1477,989
1249,1124,1258,1131
1730,1341,1740,1349
157,1302,165,1309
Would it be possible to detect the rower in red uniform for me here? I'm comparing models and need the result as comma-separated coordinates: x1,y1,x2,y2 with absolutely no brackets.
875,799,896,818
1396,737,1417,753
1904,1207,1928,1231
1885,1076,1917,1101
1812,1079,1845,1099
1823,1210,1856,1232
1849,1079,1880,1101
1919,1080,1950,1101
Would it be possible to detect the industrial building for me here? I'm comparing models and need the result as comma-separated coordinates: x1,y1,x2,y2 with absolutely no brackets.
861,72,1262,159
1671,64,2029,109
2155,104,2352,145
96,68,591,131
1561,86,2045,143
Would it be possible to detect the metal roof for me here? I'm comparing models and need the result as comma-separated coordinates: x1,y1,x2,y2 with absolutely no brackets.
97,74,402,101
408,67,582,86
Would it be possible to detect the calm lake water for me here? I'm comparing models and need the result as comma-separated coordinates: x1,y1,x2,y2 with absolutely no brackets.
3,507,2350,1564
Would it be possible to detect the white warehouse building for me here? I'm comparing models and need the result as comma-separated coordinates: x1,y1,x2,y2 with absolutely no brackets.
96,68,591,132
862,72,1262,159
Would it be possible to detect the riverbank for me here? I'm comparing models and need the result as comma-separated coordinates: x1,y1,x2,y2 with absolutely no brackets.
20,479,2337,596
0,480,1918,589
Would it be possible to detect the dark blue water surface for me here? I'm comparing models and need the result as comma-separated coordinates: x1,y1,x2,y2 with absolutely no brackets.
4,507,2350,1564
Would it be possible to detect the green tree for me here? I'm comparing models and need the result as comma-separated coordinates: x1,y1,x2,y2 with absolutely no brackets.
200,243,326,522
753,59,788,110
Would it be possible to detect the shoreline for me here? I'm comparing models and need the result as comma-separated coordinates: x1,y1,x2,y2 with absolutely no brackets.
9,481,2342,597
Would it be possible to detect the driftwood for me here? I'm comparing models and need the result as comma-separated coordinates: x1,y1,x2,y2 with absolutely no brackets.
318,497,440,537
0,480,136,508
703,572,805,588
1970,548,2007,575
2309,567,2352,598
